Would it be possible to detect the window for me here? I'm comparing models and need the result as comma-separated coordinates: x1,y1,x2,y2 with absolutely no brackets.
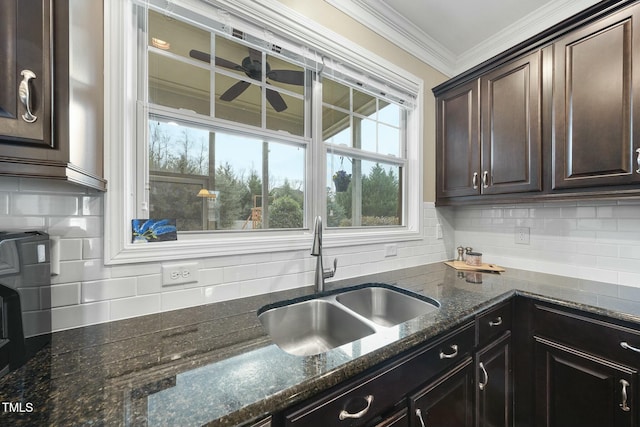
104,0,423,263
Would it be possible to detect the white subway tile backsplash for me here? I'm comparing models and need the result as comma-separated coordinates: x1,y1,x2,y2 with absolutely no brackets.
10,173,640,332
453,201,640,288
44,283,81,308
223,263,257,283
161,288,203,311
59,238,83,261
82,277,136,303
47,216,102,238
13,194,79,216
1,216,46,230
136,274,163,295
0,192,9,215
81,196,102,216
82,237,102,259
618,219,640,231
110,295,160,321
51,301,110,331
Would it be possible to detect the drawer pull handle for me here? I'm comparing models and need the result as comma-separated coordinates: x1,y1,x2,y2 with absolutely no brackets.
19,70,38,123
439,344,458,359
479,362,489,390
488,317,502,327
472,172,478,190
636,148,640,173
620,341,640,353
415,408,427,427
620,379,631,412
482,170,489,188
338,395,373,420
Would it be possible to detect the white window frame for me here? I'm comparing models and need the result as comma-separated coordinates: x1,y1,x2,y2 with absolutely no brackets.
104,0,424,265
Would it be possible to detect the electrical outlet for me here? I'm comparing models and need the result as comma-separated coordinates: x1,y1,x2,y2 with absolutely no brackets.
515,227,530,245
162,262,199,286
435,223,443,239
384,244,398,257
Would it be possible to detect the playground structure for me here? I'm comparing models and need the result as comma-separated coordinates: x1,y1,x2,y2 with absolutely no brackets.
242,195,263,229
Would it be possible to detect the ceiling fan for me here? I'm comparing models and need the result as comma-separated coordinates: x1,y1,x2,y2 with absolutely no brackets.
189,47,304,112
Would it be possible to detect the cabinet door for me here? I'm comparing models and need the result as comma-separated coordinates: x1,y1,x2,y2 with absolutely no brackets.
553,3,640,189
436,80,480,199
480,51,541,194
476,332,512,427
534,336,637,427
0,0,52,146
410,357,474,427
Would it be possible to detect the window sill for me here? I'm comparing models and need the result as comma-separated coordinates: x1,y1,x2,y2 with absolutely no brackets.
105,226,423,265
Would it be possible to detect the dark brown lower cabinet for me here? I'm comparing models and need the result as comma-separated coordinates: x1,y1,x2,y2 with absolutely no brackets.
476,332,512,427
534,336,638,427
409,357,474,427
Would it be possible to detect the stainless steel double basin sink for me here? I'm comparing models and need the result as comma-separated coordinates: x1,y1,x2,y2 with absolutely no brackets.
258,284,440,356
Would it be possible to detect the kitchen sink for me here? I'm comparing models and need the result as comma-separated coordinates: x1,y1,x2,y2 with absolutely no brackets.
258,284,440,356
335,286,440,327
258,299,376,356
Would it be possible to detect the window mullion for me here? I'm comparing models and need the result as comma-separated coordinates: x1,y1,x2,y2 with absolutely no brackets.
310,72,325,229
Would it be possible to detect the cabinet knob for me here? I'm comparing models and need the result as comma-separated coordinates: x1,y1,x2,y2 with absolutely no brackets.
338,394,373,420
18,70,37,123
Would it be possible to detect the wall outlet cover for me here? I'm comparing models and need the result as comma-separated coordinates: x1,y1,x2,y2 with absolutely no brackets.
162,262,199,286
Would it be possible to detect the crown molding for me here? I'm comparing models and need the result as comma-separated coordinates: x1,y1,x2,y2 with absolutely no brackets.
454,0,602,73
325,0,601,77
325,0,457,76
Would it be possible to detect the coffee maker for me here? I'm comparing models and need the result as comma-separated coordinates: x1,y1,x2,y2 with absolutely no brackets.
0,231,50,377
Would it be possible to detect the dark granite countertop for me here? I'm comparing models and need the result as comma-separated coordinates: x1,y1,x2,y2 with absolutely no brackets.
2,262,640,426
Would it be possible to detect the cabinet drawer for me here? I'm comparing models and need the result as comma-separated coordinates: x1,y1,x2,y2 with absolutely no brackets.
534,303,640,367
283,322,475,427
477,301,512,346
374,408,408,427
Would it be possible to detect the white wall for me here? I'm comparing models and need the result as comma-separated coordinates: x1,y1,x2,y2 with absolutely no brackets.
448,200,640,287
0,177,449,334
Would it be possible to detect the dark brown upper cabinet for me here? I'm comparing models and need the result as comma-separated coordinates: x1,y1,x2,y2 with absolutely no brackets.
436,80,480,199
0,0,105,191
553,4,640,190
434,0,640,205
0,0,52,147
481,51,541,195
435,51,541,200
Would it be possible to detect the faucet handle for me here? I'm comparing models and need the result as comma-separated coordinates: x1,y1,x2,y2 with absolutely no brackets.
323,257,337,279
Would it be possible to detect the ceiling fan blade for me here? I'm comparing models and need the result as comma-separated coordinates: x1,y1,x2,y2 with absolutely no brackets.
216,56,243,70
266,88,287,112
189,49,212,63
267,69,305,85
189,49,243,70
220,80,251,101
248,47,262,63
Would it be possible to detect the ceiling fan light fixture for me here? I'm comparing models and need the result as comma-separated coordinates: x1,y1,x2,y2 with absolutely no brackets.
151,37,171,50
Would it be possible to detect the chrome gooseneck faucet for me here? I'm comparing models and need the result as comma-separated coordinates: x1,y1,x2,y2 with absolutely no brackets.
311,216,337,293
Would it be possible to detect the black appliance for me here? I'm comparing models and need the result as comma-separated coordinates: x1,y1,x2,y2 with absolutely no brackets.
0,231,50,377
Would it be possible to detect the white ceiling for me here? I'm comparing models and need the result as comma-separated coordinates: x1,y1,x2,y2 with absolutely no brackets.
325,0,602,76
